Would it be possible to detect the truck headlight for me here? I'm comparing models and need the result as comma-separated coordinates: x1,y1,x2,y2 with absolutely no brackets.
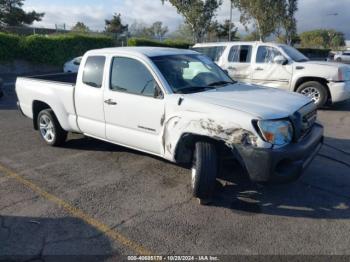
257,120,293,146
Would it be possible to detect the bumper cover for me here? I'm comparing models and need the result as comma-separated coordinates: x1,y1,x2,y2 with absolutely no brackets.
236,123,324,183
329,81,350,103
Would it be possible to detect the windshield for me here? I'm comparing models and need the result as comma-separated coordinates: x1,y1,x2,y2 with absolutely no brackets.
280,45,309,62
151,54,235,94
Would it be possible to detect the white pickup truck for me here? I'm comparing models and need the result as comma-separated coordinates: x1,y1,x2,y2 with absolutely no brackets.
16,47,324,202
193,42,350,107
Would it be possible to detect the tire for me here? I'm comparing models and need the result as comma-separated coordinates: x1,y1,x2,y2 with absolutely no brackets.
37,109,67,146
191,141,218,201
296,81,328,108
336,58,342,63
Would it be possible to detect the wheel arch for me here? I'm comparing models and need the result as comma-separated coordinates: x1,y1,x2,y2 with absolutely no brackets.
293,77,332,102
32,100,52,130
174,133,233,165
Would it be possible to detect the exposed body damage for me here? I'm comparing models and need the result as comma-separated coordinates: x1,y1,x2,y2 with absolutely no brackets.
162,108,259,163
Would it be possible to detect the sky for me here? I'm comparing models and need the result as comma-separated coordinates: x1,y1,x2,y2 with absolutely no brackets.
23,0,350,39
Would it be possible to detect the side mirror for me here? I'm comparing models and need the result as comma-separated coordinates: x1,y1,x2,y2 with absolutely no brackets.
223,69,229,76
274,55,288,65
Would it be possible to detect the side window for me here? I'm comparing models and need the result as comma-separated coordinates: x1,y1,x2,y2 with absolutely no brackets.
228,45,252,63
83,56,106,88
110,57,158,97
228,46,239,62
256,46,282,63
193,46,226,62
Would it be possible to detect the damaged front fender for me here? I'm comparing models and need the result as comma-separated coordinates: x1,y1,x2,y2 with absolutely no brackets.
162,114,259,162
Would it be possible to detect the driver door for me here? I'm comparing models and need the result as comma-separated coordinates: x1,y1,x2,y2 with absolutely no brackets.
251,45,293,90
104,56,165,155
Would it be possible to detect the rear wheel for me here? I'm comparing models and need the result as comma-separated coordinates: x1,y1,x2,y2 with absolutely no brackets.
191,142,218,202
296,81,328,108
37,109,67,146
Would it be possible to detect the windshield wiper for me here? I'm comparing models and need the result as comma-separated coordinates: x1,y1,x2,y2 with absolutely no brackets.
208,80,235,87
175,86,216,94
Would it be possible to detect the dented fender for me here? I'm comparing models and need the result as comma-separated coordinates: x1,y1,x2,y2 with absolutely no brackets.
162,112,261,162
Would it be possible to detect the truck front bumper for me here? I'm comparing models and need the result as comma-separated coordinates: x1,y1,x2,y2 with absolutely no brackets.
235,123,324,183
329,81,350,103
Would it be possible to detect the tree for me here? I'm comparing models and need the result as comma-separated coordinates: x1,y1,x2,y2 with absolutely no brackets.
148,21,168,40
283,0,298,45
300,29,345,50
168,23,194,42
242,31,260,41
216,19,238,41
105,13,128,36
161,0,223,43
231,0,281,41
71,22,90,33
0,0,44,27
129,21,149,38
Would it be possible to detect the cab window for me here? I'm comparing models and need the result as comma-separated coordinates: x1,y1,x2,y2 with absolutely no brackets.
228,45,252,63
256,46,283,63
192,46,226,62
110,57,159,98
83,56,106,88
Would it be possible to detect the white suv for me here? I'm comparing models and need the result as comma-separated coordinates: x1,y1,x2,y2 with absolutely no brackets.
193,42,350,107
334,51,350,63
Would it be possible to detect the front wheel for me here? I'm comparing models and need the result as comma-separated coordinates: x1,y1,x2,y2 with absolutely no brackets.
296,81,328,108
37,109,67,146
191,142,218,202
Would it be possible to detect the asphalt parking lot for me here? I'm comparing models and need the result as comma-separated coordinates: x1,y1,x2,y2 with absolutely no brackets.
0,78,350,261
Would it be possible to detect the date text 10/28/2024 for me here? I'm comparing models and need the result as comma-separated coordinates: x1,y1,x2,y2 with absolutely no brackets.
127,255,220,261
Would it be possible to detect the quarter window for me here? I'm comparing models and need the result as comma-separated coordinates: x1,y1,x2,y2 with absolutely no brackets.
110,57,157,97
192,46,226,62
83,56,106,88
256,46,282,63
228,45,252,63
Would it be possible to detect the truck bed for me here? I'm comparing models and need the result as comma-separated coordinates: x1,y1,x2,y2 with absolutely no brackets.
26,72,78,85
16,72,79,132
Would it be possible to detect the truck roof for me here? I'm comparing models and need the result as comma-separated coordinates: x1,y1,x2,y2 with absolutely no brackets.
193,41,265,47
86,47,198,58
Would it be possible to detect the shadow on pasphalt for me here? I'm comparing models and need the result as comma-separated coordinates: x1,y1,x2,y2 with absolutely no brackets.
211,136,350,219
0,215,119,261
322,99,350,112
64,134,350,219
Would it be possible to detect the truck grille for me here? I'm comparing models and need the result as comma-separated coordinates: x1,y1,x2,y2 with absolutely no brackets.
292,102,317,141
300,109,317,139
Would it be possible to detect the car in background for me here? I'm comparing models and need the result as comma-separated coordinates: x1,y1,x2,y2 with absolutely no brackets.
63,56,82,73
193,42,350,107
334,51,350,63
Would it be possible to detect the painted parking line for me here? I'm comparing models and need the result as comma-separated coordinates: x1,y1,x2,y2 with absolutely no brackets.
0,163,153,256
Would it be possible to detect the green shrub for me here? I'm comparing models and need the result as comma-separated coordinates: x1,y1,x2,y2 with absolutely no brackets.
297,48,331,60
21,34,115,65
128,37,192,49
0,33,21,61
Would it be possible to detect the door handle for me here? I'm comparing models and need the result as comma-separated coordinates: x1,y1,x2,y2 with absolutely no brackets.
227,66,236,70
104,99,117,105
255,67,264,71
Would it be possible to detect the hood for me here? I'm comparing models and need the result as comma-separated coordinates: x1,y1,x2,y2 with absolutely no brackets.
298,61,350,81
186,83,312,119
